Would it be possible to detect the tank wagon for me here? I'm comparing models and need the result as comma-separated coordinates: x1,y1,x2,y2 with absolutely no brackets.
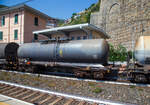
130,36,150,82
0,43,19,69
134,36,150,65
0,36,150,83
17,39,110,79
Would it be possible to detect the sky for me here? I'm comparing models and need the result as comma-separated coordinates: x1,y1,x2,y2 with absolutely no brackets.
0,0,98,19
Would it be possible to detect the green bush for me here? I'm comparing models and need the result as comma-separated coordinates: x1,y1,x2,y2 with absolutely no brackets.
109,43,131,62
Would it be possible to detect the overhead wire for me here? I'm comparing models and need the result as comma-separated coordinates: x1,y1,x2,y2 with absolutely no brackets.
1,0,34,7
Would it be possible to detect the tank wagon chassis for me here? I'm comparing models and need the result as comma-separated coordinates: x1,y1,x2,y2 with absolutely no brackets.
128,65,150,83
4,60,150,83
18,60,110,79
7,59,150,83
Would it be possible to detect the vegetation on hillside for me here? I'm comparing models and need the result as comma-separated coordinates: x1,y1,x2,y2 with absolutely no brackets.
0,5,7,8
60,0,100,26
57,19,65,26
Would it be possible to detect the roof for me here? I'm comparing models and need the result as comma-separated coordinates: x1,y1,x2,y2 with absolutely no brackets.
0,4,56,20
33,23,109,38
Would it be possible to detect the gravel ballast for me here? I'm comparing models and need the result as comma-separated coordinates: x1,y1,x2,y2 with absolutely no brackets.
0,71,150,105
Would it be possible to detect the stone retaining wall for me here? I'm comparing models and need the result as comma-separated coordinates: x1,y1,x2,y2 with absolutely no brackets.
90,0,150,50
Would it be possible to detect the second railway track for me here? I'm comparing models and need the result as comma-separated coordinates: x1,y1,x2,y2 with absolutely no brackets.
0,81,130,105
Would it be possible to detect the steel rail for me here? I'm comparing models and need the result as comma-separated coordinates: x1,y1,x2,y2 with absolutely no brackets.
0,80,134,105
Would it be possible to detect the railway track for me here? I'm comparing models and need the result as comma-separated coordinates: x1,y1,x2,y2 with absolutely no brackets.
1,69,150,87
0,82,99,105
0,81,129,105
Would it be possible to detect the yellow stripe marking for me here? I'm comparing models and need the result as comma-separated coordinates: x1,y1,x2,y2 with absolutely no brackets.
59,50,63,57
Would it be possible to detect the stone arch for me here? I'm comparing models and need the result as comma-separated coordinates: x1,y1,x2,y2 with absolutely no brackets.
109,3,120,12
106,3,120,45
107,3,120,32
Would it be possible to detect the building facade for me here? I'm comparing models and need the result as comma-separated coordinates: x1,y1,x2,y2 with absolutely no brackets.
0,4,57,44
90,0,150,50
33,23,109,41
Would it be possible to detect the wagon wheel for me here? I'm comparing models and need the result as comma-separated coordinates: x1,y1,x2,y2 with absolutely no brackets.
18,66,25,72
93,72,104,79
74,71,84,78
134,74,147,83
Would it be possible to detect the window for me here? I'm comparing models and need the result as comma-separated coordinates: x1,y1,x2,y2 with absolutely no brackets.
71,36,75,40
1,16,5,26
34,17,38,26
83,36,87,40
77,36,81,40
34,34,38,40
0,31,3,40
14,14,18,24
14,30,18,40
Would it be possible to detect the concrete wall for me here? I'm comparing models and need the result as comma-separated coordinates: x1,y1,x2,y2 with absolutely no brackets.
90,0,150,50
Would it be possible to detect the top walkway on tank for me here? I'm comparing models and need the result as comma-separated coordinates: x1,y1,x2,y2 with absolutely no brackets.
33,23,109,39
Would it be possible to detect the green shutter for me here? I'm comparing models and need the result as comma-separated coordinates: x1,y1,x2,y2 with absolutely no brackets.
3,16,5,26
1,16,5,26
14,30,18,40
1,18,3,26
0,32,3,40
15,14,18,24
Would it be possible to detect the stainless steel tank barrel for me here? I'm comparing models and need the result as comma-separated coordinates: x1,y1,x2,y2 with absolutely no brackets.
57,39,109,64
134,36,150,64
18,43,56,61
18,39,109,64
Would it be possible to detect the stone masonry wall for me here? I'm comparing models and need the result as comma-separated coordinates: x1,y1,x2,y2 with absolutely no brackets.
90,0,150,50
